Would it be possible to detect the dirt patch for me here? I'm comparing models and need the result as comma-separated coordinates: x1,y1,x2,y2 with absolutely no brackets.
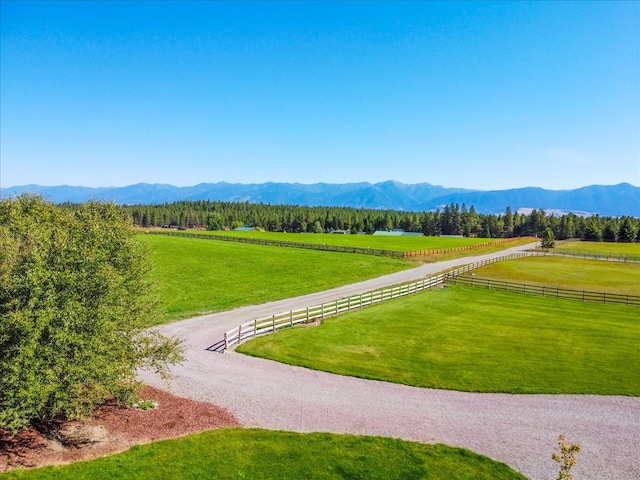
0,385,241,472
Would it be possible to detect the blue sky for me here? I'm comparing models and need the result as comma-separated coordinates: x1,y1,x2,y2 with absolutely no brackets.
1,1,638,190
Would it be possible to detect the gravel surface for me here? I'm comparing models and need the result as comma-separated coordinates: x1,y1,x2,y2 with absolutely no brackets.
139,244,640,480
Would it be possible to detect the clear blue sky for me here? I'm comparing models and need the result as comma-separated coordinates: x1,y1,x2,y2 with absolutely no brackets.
1,1,638,190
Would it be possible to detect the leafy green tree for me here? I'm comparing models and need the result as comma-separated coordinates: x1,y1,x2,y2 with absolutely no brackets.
540,227,556,251
0,196,183,433
206,212,225,231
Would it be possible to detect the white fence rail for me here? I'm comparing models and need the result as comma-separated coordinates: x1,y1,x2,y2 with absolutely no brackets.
222,251,532,352
223,275,445,352
445,252,530,277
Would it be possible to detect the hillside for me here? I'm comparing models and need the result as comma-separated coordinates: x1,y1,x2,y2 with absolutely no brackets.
2,181,638,216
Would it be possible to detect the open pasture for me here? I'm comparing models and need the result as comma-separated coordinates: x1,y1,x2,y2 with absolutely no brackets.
468,256,640,296
0,428,525,480
138,234,413,323
185,230,508,252
238,285,640,395
555,241,640,258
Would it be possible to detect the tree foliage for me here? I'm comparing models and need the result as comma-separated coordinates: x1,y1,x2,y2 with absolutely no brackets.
0,196,183,433
540,227,556,251
125,200,639,243
618,217,638,243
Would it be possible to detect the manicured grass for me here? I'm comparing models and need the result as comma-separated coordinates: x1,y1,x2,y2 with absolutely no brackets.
1,428,526,480
469,256,640,296
556,241,640,257
238,286,640,395
138,234,414,323
177,230,506,252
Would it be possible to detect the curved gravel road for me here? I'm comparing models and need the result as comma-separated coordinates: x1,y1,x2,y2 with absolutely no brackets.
140,244,639,480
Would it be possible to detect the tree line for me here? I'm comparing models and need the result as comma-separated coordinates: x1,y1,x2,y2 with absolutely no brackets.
125,200,639,242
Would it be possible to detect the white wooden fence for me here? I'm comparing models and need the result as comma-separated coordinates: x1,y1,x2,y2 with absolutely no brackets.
444,252,530,277
223,275,445,352
222,251,533,352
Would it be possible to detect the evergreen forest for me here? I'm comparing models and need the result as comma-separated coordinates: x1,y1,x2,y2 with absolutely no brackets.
123,201,639,242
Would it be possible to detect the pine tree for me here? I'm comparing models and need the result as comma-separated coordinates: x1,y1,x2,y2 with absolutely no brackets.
618,217,638,243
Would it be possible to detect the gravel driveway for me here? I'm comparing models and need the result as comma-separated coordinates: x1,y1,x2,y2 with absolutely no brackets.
139,244,640,480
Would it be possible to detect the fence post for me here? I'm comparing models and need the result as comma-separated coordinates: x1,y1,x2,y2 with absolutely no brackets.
254,319,257,338
272,315,276,332
290,310,293,327
224,332,228,352
238,325,242,345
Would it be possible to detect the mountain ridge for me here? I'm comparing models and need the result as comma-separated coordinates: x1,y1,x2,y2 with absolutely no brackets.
2,181,638,217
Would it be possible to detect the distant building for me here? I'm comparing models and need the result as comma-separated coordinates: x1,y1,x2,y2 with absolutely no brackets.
232,226,264,232
373,229,423,237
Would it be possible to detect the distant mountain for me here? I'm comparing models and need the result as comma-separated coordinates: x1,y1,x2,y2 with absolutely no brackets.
2,181,638,217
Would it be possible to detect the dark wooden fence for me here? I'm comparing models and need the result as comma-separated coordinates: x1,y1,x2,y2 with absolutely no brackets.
536,248,640,263
147,231,404,257
146,230,529,259
444,275,640,307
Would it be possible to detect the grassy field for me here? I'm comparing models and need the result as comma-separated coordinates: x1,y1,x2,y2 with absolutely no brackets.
138,234,414,323
555,240,640,257
162,229,518,252
1,428,526,480
238,285,640,395
468,256,640,296
551,241,640,262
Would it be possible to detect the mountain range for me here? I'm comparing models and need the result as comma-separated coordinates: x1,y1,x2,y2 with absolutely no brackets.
2,181,639,217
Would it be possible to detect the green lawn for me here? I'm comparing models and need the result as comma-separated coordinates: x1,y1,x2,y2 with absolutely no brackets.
555,241,640,257
469,256,640,296
139,234,414,323
238,286,640,395
1,428,526,480
171,229,508,252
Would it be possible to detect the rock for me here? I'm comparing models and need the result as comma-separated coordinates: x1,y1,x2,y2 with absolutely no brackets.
54,424,109,447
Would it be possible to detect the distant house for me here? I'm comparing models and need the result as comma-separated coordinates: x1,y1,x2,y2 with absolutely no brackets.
373,229,423,237
330,229,351,234
232,226,264,232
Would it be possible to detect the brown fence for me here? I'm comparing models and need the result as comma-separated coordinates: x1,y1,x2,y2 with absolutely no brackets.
444,275,640,307
402,238,530,258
